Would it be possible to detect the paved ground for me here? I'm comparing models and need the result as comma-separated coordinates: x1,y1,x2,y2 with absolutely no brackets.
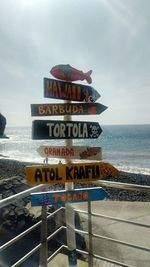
48,253,88,267
47,253,123,267
70,201,150,267
47,201,150,267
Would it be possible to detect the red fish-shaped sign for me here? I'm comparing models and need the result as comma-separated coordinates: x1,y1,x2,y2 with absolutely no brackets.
50,64,92,84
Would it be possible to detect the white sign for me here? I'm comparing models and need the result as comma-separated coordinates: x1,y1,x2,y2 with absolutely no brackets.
37,146,102,160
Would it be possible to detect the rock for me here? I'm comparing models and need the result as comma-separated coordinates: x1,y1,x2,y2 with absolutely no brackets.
0,176,34,232
0,113,8,138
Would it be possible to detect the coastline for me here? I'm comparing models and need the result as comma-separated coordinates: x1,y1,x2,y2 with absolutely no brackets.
0,158,150,201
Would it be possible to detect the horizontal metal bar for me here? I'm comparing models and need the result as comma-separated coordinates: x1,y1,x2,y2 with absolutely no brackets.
47,245,65,263
93,233,150,253
47,245,88,263
11,243,64,267
8,225,65,267
58,245,134,267
47,245,89,265
47,206,65,220
0,184,47,208
48,245,134,267
47,226,66,242
75,228,92,236
1,180,149,210
0,219,42,252
0,180,150,211
0,180,149,210
10,235,147,267
11,243,41,267
47,206,65,216
95,180,150,192
91,211,150,228
92,253,134,267
74,228,150,253
74,209,150,228
0,207,64,252
63,245,89,257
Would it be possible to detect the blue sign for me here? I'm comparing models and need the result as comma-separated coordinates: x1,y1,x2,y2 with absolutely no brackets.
31,187,107,206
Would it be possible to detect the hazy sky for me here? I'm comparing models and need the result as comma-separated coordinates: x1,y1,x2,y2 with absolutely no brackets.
0,0,150,126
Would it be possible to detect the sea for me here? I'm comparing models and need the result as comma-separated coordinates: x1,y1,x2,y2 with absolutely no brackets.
0,124,150,267
0,124,150,175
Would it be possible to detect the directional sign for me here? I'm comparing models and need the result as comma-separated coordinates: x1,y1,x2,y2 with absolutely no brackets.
31,103,107,117
26,162,119,185
31,187,107,206
37,146,102,160
32,120,102,140
44,78,100,103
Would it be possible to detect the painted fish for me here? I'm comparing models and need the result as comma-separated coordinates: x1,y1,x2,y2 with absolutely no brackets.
50,64,92,84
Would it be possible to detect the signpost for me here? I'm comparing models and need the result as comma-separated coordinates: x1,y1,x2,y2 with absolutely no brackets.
26,162,118,185
31,187,107,206
44,78,100,102
32,120,102,140
37,146,102,160
27,65,118,267
63,100,76,267
31,102,107,116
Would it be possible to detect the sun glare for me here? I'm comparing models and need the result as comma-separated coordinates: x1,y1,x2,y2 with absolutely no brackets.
101,0,136,35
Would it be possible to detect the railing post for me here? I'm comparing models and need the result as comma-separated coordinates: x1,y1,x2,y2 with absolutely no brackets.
39,205,48,267
88,201,93,267
66,204,77,267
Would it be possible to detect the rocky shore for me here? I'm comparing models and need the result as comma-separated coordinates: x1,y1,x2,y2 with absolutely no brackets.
0,158,150,201
0,157,149,231
78,169,150,202
0,159,58,233
104,170,150,201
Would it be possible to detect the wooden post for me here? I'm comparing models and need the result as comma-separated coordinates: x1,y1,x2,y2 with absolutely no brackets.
64,100,77,267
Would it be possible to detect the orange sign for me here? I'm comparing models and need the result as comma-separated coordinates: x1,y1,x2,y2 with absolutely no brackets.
26,162,118,185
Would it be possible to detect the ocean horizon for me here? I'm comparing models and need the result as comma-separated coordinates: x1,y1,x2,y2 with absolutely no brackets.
0,124,150,175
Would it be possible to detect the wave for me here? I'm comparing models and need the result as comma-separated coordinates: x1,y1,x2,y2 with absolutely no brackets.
1,125,150,175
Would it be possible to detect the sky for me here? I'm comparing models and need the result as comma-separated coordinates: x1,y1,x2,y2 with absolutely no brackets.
0,0,150,127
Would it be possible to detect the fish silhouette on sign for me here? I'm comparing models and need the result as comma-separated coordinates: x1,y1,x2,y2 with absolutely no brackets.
50,64,92,84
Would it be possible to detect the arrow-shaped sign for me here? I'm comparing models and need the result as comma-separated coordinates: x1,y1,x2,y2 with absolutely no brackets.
31,103,107,117
26,162,119,185
32,120,102,140
44,78,100,102
31,187,107,206
37,146,102,160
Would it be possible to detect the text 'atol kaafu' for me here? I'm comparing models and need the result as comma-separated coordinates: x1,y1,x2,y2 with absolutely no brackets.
26,162,119,185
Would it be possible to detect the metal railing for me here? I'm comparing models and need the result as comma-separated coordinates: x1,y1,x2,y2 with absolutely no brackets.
0,180,150,267
0,184,47,209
